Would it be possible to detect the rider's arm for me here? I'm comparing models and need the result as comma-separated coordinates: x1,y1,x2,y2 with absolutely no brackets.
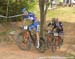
28,12,36,22
60,22,63,27
51,22,56,31
59,22,63,30
48,22,51,27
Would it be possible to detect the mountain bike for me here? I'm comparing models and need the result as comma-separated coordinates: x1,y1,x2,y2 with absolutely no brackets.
16,25,45,53
47,31,63,52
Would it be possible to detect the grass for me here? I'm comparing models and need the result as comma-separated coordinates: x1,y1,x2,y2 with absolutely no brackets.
66,53,75,59
0,31,7,35
32,3,75,23
47,7,75,22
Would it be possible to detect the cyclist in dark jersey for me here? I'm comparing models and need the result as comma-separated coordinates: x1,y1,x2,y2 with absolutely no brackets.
48,18,64,45
52,18,64,34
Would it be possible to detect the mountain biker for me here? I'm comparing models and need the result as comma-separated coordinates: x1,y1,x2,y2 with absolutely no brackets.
22,8,40,48
52,18,64,44
48,18,64,45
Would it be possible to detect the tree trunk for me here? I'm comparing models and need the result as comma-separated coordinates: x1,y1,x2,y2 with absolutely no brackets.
39,0,45,38
39,0,50,38
40,13,46,38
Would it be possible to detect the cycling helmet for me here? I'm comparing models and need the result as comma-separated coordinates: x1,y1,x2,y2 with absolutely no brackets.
22,8,27,12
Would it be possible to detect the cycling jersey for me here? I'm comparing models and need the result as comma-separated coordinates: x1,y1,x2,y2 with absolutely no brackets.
23,12,40,32
23,12,36,22
29,21,40,32
52,21,64,34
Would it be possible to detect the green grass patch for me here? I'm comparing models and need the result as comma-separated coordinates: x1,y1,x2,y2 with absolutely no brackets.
66,53,75,59
32,3,75,22
0,31,7,35
47,7,75,18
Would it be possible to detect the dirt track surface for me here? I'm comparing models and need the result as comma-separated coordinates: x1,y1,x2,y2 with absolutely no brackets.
0,44,72,59
0,22,75,59
0,44,43,59
0,43,75,59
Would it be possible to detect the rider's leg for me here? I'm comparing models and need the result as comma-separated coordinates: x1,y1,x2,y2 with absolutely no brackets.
59,31,64,45
36,32,40,48
55,36,60,46
48,30,53,42
29,22,40,48
29,24,35,38
36,25,40,48
29,26,40,48
59,31,64,39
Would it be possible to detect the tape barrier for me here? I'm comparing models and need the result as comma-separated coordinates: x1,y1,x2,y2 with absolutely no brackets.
0,14,24,18
0,15,7,18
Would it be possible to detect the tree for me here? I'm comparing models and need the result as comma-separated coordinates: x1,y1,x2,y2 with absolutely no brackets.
8,0,35,21
39,0,50,38
0,0,35,22
0,0,7,22
0,0,7,16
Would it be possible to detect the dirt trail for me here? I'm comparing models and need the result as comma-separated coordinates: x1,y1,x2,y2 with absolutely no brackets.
0,43,75,59
0,44,70,59
0,44,42,59
0,22,75,59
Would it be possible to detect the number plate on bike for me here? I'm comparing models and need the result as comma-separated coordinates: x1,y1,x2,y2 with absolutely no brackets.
24,26,28,30
54,32,58,36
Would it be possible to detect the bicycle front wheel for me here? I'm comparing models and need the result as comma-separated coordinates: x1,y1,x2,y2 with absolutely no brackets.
16,32,32,50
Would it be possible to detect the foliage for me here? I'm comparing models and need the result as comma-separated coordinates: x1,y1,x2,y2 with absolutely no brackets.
0,0,7,16
8,0,36,15
0,0,36,22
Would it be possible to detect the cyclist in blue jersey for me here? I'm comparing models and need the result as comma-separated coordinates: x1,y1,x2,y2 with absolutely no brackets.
22,8,40,48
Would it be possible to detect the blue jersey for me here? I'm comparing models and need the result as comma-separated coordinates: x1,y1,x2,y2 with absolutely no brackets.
23,12,36,22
